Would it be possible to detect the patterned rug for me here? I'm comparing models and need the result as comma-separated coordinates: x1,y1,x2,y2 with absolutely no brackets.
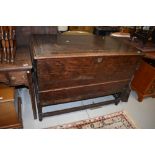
51,111,136,129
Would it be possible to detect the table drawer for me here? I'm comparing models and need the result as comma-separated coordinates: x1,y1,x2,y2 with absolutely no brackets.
0,73,9,83
8,71,28,86
0,71,28,86
36,56,139,91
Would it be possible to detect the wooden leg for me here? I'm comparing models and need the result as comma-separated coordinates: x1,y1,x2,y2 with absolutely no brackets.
138,94,143,102
152,95,155,98
113,93,121,105
17,96,24,128
120,85,131,102
38,106,43,121
114,100,119,105
27,70,37,119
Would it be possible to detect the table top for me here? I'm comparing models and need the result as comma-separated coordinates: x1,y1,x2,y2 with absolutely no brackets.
123,39,155,53
0,46,32,72
31,34,142,59
144,52,155,60
122,38,155,60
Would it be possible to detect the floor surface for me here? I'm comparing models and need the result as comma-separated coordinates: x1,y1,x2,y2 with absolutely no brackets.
20,88,155,129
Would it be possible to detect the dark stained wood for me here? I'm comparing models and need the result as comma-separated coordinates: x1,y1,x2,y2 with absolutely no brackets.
0,71,28,86
42,99,117,118
37,55,140,90
0,47,32,71
30,34,142,121
0,47,37,119
31,35,141,58
122,38,155,53
120,84,131,102
8,71,28,86
1,26,7,62
39,80,129,106
0,47,31,87
0,26,16,63
9,26,16,63
27,70,37,119
0,73,9,84
122,38,155,66
18,97,22,123
16,26,58,47
144,52,155,60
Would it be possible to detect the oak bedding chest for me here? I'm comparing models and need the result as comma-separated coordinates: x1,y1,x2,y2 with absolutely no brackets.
30,34,142,121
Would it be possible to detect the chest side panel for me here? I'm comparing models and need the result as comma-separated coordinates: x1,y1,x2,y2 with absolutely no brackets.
36,55,140,91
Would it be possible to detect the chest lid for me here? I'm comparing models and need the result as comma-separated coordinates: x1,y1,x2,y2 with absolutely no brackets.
31,34,142,59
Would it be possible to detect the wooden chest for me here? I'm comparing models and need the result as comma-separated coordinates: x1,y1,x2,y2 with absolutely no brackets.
30,34,142,121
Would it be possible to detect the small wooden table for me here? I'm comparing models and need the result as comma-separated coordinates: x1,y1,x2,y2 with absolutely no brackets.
123,39,155,101
131,59,155,102
0,47,37,119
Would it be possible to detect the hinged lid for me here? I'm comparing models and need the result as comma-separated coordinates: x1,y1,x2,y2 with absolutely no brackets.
31,35,142,59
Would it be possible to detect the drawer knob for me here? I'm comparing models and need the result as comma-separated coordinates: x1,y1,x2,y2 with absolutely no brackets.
11,76,16,80
137,51,141,54
97,57,103,63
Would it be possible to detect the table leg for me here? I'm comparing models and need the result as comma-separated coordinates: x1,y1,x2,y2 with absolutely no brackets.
27,70,37,119
120,85,131,102
137,94,143,102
